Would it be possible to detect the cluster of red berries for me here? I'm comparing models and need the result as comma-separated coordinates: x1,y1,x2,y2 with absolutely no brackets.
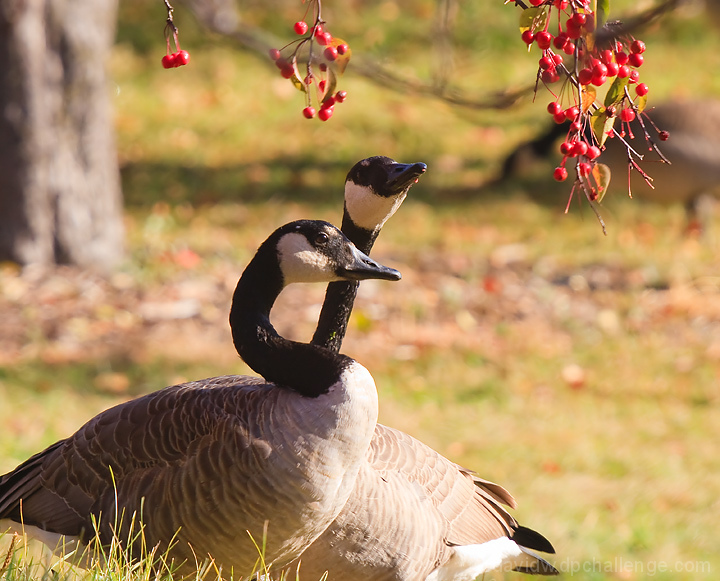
302,90,348,121
162,50,190,69
516,0,665,206
160,2,190,71
269,2,351,121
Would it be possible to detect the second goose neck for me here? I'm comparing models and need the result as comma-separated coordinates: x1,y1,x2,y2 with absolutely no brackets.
311,214,377,353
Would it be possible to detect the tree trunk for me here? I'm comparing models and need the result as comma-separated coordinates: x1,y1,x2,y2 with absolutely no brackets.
0,0,124,269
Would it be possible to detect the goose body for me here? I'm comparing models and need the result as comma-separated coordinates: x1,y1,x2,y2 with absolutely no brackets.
0,220,401,576
281,157,557,580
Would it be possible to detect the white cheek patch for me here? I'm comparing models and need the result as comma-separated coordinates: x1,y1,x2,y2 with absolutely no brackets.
344,182,407,231
277,232,341,285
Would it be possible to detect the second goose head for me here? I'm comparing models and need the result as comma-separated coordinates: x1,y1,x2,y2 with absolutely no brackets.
313,156,426,352
343,156,427,249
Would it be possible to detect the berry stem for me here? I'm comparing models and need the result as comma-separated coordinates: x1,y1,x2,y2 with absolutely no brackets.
163,0,180,50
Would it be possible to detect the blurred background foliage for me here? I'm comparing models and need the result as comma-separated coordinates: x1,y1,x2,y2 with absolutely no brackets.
2,1,720,579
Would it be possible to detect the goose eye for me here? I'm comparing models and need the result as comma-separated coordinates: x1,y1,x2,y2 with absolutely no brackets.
314,232,329,246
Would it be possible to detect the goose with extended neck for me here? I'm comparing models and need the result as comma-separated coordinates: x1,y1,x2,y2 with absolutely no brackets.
281,157,558,580
0,220,400,576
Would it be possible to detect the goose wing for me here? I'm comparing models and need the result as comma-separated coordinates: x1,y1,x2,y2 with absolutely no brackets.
0,375,294,561
287,424,519,581
368,424,517,546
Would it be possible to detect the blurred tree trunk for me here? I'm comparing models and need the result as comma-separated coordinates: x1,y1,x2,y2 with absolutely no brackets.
0,0,124,269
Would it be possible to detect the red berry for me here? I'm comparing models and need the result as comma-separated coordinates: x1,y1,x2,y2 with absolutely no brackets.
628,53,644,67
175,50,190,66
521,30,535,45
552,53,563,66
324,47,338,61
541,69,559,84
659,130,670,141
617,65,630,78
321,96,336,108
553,166,568,181
584,13,596,32
317,32,333,46
587,145,601,159
569,13,587,27
269,48,282,61
318,106,334,121
635,82,649,97
294,21,308,35
553,33,569,50
592,62,607,76
280,64,295,79
563,41,576,55
565,106,580,121
539,56,553,70
620,108,636,122
318,79,327,92
547,102,562,115
319,63,328,72
535,31,553,50
630,39,646,54
335,90,348,103
337,43,349,55
578,69,593,85
162,54,175,69
566,23,582,39
554,0,569,8
591,73,607,86
553,111,567,124
615,51,629,65
302,106,316,119
573,141,588,156
578,162,592,177
605,105,617,118
530,0,543,5
570,121,582,133
314,24,324,37
560,141,574,156
629,70,640,83
605,61,619,77
599,49,614,64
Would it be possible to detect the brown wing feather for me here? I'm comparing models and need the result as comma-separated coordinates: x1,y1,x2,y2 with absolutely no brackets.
287,423,518,581
0,375,282,564
369,425,516,545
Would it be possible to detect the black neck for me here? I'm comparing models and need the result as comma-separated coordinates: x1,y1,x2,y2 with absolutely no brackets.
230,244,351,397
311,212,378,353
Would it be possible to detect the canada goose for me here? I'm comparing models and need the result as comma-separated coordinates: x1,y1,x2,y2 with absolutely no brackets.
0,220,401,576
313,156,428,352
500,99,720,232
276,159,558,580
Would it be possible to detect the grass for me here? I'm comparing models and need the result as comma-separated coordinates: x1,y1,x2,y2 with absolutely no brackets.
2,0,720,579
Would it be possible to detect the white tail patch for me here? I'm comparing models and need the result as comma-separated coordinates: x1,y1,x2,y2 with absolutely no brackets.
1,519,88,569
344,182,407,231
425,537,543,581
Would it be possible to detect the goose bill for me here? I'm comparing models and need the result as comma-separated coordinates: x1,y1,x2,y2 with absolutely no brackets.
386,162,427,193
338,245,401,281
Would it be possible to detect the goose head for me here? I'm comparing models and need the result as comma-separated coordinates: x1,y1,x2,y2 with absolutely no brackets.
343,156,427,238
275,220,402,286
230,220,400,396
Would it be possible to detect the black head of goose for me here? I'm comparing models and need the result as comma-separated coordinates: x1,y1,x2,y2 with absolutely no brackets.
313,156,427,352
279,164,558,580
0,220,400,576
